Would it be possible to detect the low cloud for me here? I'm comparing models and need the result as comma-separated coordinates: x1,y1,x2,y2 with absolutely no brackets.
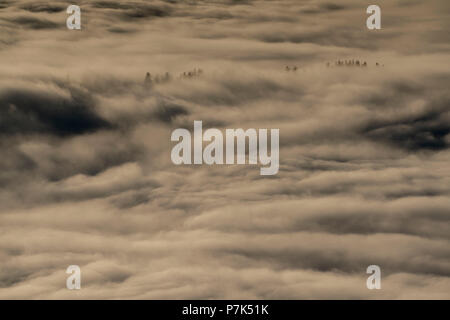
0,0,448,299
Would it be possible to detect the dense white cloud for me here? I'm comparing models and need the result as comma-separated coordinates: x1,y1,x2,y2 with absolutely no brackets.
0,0,449,299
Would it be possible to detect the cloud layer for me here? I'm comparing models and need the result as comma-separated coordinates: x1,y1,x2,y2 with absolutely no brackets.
0,0,449,299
